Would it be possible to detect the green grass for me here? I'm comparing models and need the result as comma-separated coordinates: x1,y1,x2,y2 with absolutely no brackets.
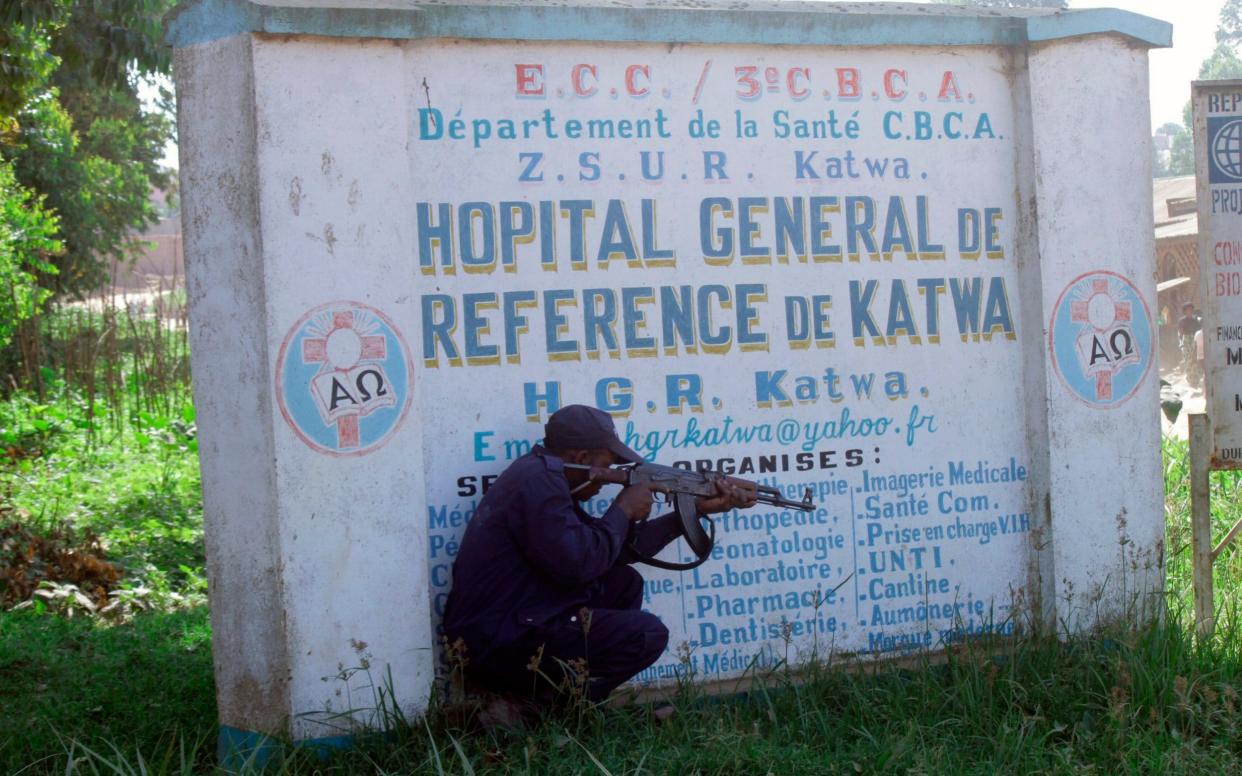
0,608,215,772
1164,433,1242,618
352,620,1242,774
6,614,1242,774
6,376,1242,772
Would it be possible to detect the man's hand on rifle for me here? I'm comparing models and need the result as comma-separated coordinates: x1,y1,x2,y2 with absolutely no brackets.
695,480,757,515
617,479,754,522
616,482,655,521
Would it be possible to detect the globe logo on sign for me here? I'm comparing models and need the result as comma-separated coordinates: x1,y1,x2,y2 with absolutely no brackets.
1210,117,1242,182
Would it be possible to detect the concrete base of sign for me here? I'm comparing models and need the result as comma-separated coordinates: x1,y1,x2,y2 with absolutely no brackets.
168,0,1171,752
217,726,356,772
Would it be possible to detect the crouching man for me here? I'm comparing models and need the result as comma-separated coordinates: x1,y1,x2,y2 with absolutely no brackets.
443,404,753,705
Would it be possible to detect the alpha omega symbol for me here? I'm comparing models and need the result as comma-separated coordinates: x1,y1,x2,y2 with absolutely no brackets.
1049,271,1152,408
276,302,414,456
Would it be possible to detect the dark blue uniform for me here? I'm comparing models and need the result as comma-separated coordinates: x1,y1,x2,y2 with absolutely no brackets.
443,445,678,701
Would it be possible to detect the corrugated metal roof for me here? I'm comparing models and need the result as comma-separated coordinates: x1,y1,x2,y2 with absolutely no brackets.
1156,215,1198,242
1153,175,1197,242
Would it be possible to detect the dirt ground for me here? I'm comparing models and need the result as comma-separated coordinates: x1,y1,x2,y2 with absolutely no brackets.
1160,358,1205,441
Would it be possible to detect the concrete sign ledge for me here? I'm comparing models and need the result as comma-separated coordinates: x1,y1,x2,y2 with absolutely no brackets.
165,0,1172,50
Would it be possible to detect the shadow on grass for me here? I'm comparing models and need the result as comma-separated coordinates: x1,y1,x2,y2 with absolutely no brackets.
0,606,215,774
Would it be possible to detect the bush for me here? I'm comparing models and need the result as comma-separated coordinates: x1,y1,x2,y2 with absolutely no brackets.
0,157,59,349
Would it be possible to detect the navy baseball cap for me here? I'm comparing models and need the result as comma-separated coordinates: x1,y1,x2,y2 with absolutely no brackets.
545,404,643,463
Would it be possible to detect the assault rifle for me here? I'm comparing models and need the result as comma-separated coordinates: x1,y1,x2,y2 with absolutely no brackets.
562,461,815,571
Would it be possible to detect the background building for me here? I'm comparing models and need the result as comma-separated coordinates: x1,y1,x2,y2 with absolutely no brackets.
1154,174,1199,364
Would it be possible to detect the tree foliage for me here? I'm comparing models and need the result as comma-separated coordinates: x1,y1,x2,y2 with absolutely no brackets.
47,1,170,94
0,159,60,348
1159,18,1242,178
1168,130,1194,178
8,89,170,295
1220,0,1242,49
0,0,174,302
0,1,69,119
1199,42,1242,81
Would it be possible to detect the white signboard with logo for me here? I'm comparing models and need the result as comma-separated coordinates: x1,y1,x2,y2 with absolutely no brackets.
413,42,1033,674
1194,80,1242,467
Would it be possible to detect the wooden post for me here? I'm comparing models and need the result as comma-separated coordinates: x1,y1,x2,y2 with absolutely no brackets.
1213,515,1242,561
1190,413,1214,639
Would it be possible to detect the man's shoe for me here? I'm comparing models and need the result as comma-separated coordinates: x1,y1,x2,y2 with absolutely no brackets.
478,696,529,733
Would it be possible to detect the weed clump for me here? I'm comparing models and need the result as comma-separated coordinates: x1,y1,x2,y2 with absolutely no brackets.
0,520,120,610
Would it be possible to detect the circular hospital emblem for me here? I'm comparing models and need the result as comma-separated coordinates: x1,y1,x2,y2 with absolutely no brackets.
1048,271,1153,409
275,301,414,456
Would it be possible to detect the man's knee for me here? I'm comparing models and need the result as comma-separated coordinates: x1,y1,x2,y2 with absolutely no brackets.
635,612,669,666
588,610,668,674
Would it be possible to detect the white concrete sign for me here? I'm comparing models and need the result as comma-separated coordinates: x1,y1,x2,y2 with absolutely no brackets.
167,0,1170,758
1194,79,1242,468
